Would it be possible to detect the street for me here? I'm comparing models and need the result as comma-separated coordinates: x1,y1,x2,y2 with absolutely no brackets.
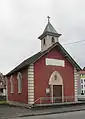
1,105,85,119
15,111,85,119
0,105,29,119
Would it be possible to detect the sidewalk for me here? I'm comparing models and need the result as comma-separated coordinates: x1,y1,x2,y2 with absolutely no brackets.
18,104,85,117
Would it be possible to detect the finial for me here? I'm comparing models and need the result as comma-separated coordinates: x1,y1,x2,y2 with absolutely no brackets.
47,16,50,22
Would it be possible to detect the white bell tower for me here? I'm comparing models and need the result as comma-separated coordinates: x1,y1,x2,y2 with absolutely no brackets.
38,16,61,52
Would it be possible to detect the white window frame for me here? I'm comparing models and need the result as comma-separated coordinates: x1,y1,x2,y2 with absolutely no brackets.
17,72,22,93
10,75,14,93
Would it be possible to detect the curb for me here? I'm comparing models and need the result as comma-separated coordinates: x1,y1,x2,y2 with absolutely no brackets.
19,108,85,117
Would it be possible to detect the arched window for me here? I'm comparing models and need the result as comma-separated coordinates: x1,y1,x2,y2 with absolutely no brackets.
52,37,55,43
10,75,14,93
17,72,22,93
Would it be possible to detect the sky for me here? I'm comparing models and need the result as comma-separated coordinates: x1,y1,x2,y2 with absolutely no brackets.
0,0,85,74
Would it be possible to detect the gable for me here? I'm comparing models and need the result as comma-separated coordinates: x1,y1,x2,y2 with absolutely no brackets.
35,47,74,69
6,42,81,76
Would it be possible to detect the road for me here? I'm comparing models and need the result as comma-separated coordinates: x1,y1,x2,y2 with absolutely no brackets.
0,105,29,119
15,111,85,119
1,105,85,119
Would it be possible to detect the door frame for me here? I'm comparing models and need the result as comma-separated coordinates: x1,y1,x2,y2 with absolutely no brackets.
49,71,64,103
51,84,64,103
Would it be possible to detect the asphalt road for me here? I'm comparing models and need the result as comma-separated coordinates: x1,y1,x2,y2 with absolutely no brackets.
0,105,29,119
1,105,85,119
15,111,85,119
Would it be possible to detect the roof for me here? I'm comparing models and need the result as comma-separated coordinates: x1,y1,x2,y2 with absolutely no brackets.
43,21,57,34
6,42,81,76
6,52,42,76
38,21,61,39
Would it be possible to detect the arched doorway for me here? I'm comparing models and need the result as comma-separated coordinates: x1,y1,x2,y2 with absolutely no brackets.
49,71,63,103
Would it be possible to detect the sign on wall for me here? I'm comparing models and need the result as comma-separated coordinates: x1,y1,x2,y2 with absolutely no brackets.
45,58,65,67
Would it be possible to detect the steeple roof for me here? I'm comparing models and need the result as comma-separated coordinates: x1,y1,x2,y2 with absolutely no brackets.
38,19,61,40
43,21,57,34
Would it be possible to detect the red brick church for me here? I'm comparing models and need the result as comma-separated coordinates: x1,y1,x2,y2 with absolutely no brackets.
6,17,81,106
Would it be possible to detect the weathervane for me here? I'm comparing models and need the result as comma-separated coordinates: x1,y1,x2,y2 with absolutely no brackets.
47,16,50,22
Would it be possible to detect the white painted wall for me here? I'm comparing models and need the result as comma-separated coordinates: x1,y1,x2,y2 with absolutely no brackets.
41,35,58,52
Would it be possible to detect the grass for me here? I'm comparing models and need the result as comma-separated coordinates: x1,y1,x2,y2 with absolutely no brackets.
0,100,7,104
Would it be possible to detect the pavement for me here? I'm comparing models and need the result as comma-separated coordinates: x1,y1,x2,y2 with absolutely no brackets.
14,110,85,119
0,105,29,119
18,104,85,117
1,104,85,119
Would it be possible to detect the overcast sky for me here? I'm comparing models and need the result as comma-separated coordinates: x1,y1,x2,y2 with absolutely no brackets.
0,0,85,74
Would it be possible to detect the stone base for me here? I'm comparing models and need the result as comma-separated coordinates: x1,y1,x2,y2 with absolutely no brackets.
7,101,31,108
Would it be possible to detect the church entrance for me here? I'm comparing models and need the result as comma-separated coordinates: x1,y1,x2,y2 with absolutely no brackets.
53,85,62,102
49,71,63,103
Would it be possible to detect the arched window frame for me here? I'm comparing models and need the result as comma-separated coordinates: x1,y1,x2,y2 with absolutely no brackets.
17,72,22,93
10,75,14,93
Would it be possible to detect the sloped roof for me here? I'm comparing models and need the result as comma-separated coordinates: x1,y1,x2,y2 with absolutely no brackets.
6,52,42,76
6,42,81,76
38,22,61,39
43,22,57,34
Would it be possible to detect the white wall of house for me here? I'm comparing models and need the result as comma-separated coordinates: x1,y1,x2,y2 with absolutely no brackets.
0,88,6,96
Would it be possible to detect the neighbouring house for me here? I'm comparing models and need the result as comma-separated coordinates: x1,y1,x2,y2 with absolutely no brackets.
78,69,85,101
0,73,6,100
0,80,6,96
6,18,81,106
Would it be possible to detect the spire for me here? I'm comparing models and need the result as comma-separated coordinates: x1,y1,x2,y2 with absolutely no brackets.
43,16,57,34
43,21,57,34
38,16,61,40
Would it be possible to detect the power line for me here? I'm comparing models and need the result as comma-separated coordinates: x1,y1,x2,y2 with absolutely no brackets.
63,39,85,45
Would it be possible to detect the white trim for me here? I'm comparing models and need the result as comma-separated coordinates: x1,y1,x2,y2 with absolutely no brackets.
74,68,78,102
51,85,53,103
17,72,22,93
28,64,34,105
10,75,14,93
51,84,64,103
49,71,64,103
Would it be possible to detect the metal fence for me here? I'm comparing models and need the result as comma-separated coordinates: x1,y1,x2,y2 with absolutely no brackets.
34,96,75,105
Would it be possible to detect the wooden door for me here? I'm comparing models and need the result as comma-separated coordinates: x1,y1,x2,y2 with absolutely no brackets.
53,85,62,102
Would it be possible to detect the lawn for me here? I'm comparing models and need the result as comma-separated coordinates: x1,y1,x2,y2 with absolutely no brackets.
0,101,7,104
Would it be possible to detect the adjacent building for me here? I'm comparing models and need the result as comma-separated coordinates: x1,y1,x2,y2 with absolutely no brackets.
78,70,85,100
